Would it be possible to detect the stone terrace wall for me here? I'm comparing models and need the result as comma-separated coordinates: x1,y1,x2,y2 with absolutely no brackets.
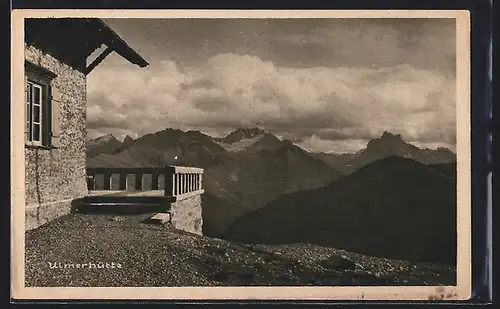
25,44,88,230
169,194,203,235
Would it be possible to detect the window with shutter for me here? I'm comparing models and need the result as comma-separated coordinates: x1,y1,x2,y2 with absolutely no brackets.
25,61,58,148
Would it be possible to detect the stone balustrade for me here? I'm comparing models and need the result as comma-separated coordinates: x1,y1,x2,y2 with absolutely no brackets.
86,166,204,197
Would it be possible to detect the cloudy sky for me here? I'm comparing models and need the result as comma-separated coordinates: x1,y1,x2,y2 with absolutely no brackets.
87,17,457,153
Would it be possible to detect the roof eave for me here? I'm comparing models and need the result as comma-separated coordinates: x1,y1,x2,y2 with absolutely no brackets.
94,19,149,68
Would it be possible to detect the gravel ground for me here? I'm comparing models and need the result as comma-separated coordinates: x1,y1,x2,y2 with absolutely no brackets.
25,213,456,287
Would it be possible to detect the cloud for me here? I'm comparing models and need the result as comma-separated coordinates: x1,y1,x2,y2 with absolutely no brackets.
88,52,456,152
102,18,456,74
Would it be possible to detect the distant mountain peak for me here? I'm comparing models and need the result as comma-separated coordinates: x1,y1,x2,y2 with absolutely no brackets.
222,127,268,144
366,131,407,150
94,133,118,142
234,127,266,135
123,135,134,142
86,134,122,157
121,135,135,149
380,131,403,140
86,134,120,147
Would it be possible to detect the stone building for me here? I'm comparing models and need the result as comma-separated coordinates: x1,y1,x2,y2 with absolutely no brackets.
24,18,149,230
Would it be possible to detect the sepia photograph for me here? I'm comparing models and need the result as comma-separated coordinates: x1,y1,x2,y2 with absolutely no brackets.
11,10,471,301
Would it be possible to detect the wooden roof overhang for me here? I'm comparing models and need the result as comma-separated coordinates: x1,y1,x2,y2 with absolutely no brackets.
25,18,149,75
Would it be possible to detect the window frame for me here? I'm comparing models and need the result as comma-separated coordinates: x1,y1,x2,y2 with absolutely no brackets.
25,61,57,149
26,81,44,146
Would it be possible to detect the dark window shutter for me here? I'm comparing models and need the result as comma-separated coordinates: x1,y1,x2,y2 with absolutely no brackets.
50,86,62,147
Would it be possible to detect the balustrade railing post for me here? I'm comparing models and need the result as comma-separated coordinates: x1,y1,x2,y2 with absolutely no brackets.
103,172,111,190
178,173,181,194
87,172,95,191
175,174,182,195
164,166,175,197
119,173,127,190
134,173,143,190
173,173,178,195
152,171,159,190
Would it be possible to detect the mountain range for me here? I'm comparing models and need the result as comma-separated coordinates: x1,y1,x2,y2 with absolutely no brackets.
87,128,342,236
87,128,455,243
310,131,456,174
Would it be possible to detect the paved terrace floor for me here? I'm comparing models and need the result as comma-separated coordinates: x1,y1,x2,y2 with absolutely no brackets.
24,213,456,287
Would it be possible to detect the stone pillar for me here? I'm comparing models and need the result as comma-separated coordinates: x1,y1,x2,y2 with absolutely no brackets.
119,173,127,190
103,172,111,190
164,166,174,197
151,171,159,190
134,173,143,190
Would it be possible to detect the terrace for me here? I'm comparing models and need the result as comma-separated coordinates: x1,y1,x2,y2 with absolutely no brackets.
78,166,205,234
